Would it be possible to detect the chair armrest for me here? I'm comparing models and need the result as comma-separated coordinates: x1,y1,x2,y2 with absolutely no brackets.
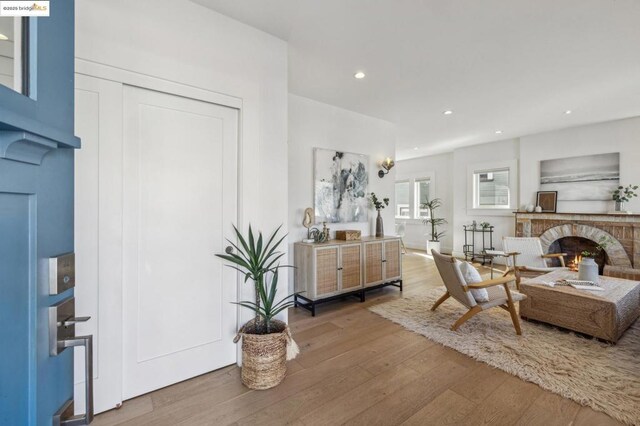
465,276,515,290
542,253,567,258
541,253,567,267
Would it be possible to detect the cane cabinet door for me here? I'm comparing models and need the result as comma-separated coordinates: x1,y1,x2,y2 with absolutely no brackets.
314,246,339,297
384,239,402,281
339,244,362,291
364,241,384,286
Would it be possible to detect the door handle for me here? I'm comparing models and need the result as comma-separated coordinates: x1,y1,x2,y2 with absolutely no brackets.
53,335,94,426
50,297,94,425
53,335,93,426
58,316,91,327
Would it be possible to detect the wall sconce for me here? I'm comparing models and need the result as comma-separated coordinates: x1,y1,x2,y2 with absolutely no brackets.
378,157,395,178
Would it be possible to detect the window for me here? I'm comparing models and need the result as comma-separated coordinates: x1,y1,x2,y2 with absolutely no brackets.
473,168,511,208
395,181,410,218
415,178,431,218
395,175,434,219
0,17,29,95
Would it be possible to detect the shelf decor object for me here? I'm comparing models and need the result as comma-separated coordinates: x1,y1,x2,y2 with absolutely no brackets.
335,230,361,241
536,191,557,213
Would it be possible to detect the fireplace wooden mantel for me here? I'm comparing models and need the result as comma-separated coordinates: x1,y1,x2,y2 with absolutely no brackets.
514,211,640,280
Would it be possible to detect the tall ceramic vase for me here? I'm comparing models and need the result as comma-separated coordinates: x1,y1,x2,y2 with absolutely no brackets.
578,257,598,282
375,210,384,237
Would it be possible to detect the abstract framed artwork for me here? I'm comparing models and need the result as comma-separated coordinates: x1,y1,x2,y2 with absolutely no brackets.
536,191,558,213
539,153,620,201
314,148,369,223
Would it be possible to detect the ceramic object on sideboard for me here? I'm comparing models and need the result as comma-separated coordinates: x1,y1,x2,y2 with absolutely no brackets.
375,210,384,237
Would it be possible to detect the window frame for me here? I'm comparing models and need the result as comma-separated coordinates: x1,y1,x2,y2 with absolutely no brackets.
394,171,436,222
414,177,432,219
467,159,518,215
394,179,411,220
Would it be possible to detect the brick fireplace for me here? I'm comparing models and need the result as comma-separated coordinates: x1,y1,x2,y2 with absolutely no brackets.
514,212,640,280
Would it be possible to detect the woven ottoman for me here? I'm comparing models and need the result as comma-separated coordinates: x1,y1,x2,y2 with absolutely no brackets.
520,269,640,343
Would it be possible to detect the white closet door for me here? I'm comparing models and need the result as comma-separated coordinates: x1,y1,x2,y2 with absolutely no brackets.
74,74,124,413
122,85,238,399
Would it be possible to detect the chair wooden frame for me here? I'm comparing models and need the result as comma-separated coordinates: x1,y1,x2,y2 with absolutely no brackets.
431,275,523,335
503,252,567,289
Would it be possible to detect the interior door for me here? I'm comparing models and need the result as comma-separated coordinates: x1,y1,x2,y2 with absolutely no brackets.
122,86,238,399
74,74,124,413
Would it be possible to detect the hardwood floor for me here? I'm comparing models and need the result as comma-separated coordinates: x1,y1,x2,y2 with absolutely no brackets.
94,250,623,426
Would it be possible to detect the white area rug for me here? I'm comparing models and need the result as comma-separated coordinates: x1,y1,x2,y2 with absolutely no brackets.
369,287,640,425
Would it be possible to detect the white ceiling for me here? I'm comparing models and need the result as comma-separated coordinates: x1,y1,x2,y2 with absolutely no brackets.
192,0,640,160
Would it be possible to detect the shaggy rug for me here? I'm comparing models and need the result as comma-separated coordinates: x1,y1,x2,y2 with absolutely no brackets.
369,287,640,425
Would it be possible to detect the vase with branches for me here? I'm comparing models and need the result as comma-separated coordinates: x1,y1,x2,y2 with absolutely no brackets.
421,198,447,253
369,192,389,237
612,184,638,213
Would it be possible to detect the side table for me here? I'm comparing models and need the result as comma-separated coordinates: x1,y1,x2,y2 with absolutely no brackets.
483,250,521,289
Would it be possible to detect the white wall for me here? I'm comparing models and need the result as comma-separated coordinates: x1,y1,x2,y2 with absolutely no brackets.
520,116,640,213
76,0,288,324
451,139,519,257
288,94,397,288
394,153,453,253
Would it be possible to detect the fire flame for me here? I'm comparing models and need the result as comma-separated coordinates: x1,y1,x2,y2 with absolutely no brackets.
569,254,582,271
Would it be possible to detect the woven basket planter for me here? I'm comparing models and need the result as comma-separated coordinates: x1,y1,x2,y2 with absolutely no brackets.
235,319,297,390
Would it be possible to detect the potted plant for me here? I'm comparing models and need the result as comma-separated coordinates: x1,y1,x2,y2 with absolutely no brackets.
612,184,638,213
578,236,611,282
422,198,447,253
369,192,389,237
215,224,299,390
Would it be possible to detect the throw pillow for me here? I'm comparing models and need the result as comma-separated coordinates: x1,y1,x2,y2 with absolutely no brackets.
458,261,489,303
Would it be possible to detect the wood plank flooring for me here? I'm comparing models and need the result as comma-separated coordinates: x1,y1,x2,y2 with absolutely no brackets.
94,250,623,426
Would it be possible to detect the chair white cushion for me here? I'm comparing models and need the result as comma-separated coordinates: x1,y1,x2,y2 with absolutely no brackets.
458,261,489,302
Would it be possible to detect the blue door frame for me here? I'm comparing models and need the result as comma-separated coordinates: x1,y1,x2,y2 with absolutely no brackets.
0,1,81,425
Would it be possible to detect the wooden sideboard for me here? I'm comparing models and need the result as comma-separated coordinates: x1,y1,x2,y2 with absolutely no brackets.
294,236,403,316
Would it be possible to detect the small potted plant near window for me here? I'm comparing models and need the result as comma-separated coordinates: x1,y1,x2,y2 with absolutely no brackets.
369,192,389,237
216,225,299,390
422,198,447,253
612,184,638,213
578,236,611,282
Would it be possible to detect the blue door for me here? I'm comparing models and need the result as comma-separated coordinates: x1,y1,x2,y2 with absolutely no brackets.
0,2,83,425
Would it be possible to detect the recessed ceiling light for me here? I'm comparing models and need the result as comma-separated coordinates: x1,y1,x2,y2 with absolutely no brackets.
495,130,503,134
565,110,572,115
413,147,419,150
354,71,366,79
443,110,453,115
0,34,8,41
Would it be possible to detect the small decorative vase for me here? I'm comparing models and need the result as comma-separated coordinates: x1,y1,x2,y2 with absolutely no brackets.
578,257,598,282
375,210,384,237
534,206,542,213
615,201,625,212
